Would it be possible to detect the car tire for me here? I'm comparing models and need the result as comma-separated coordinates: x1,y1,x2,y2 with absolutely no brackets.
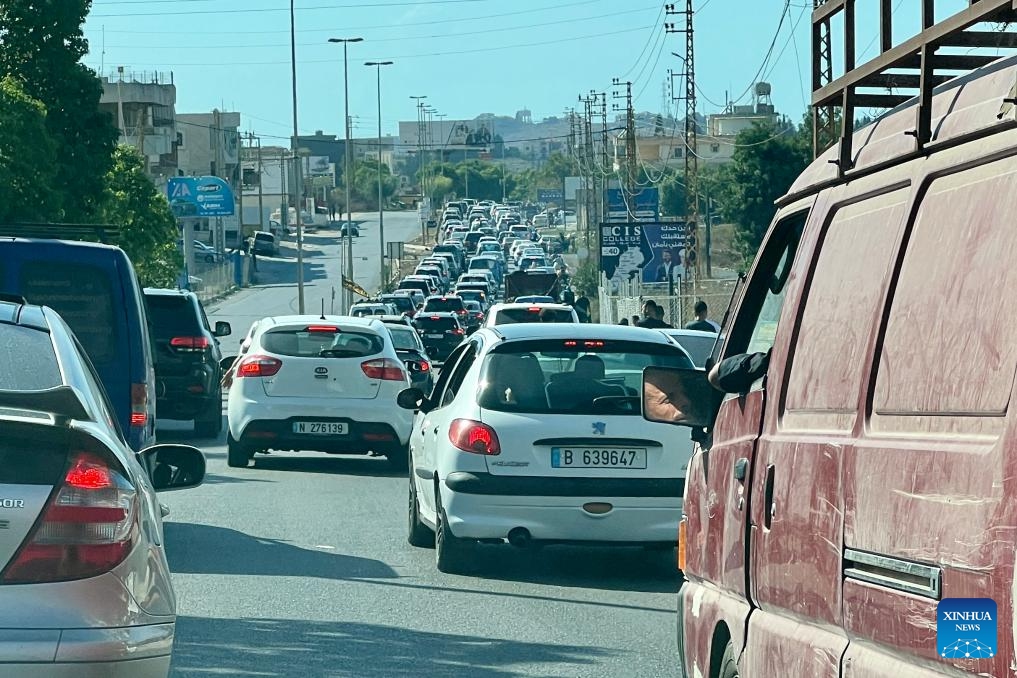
435,491,471,574
718,640,738,678
386,442,409,472
227,432,250,468
194,395,223,438
407,472,435,548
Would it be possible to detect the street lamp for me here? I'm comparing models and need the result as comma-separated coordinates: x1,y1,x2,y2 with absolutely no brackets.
365,60,393,290
328,37,363,312
289,0,305,313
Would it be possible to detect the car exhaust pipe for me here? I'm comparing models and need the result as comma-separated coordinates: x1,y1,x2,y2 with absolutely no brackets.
507,527,532,548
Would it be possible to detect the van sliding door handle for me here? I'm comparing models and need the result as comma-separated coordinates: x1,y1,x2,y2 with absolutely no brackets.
733,458,748,481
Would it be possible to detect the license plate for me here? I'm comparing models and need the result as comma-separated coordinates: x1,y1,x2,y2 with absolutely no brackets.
426,333,443,339
551,447,647,469
292,422,348,435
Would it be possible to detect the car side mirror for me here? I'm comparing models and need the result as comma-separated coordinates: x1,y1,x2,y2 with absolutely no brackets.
397,387,428,411
220,356,237,373
214,321,232,337
641,366,722,428
139,444,206,491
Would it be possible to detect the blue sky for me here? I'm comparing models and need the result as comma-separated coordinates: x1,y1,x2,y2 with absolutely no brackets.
81,0,973,141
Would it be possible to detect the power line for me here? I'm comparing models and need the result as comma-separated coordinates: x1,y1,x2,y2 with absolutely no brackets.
616,4,667,80
92,0,496,18
727,0,790,106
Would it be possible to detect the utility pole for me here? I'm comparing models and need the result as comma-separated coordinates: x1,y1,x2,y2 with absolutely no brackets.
366,60,393,290
289,0,306,313
212,108,224,253
611,80,636,218
597,92,609,226
254,133,264,234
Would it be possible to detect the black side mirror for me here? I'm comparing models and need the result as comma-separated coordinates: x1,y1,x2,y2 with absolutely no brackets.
220,356,237,374
641,366,722,428
214,321,232,337
397,387,427,411
139,444,206,491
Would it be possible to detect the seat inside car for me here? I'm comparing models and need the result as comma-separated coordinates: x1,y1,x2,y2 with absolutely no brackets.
546,354,625,411
479,353,547,410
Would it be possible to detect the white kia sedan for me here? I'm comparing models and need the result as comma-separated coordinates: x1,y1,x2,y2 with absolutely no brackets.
226,316,413,470
398,324,696,573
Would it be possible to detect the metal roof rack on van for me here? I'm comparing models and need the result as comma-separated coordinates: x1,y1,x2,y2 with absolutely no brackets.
0,223,122,245
812,0,1017,173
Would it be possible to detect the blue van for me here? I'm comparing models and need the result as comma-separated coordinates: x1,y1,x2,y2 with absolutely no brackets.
0,237,158,450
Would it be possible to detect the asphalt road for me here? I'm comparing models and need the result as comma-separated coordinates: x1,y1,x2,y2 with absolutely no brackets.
156,218,682,677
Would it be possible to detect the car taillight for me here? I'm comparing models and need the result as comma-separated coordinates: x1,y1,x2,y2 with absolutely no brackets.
677,516,688,571
237,354,283,378
419,360,431,372
361,358,405,381
448,419,500,456
449,328,465,336
1,450,138,584
170,336,211,351
130,383,148,428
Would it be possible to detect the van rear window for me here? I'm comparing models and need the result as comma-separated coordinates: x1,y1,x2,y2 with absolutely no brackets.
19,263,117,365
261,328,383,358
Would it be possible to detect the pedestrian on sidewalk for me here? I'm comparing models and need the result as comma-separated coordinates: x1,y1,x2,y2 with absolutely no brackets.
637,300,671,329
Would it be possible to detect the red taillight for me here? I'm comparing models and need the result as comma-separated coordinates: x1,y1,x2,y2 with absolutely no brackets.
450,328,465,336
130,383,148,428
473,312,484,318
528,307,541,312
170,336,211,351
1,451,137,584
430,315,440,320
419,361,431,372
306,325,339,333
237,354,283,378
449,419,500,456
361,358,405,381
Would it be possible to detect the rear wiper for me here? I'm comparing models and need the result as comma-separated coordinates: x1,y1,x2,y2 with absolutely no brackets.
591,396,640,413
319,348,359,358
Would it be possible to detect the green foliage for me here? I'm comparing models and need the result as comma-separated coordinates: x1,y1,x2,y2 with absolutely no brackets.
0,0,118,222
100,146,182,287
427,175,454,204
571,259,600,298
0,77,60,223
337,158,398,208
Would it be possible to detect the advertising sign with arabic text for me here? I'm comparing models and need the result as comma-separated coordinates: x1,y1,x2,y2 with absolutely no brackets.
599,221,690,292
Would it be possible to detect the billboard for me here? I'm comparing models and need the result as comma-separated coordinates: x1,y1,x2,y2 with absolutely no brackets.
599,221,690,292
167,176,236,218
537,188,564,204
605,188,659,222
303,155,333,178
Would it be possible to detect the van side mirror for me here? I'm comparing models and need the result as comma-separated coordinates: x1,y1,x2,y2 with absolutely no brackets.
139,444,206,491
397,387,428,411
214,321,232,337
641,366,722,427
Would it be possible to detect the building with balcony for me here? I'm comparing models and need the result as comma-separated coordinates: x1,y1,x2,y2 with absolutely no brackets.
176,110,241,185
98,69,177,189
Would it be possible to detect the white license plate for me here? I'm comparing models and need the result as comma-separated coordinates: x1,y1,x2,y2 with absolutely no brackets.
551,447,647,469
426,333,444,339
292,422,348,435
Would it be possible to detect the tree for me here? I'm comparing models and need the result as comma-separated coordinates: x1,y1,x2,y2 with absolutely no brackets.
0,0,119,222
426,175,454,204
0,76,60,223
100,145,182,287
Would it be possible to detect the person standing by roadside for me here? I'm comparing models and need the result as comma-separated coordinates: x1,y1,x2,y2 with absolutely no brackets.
684,300,719,332
637,300,670,329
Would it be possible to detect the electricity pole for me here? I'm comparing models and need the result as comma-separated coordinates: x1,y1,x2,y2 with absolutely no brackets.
365,60,393,290
289,0,305,313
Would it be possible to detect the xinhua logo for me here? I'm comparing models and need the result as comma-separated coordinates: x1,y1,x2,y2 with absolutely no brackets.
937,598,996,659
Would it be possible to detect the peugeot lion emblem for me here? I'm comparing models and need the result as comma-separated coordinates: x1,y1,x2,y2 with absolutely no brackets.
592,422,606,435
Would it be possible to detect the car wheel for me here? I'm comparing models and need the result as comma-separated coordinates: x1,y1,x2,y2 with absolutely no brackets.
386,442,409,472
435,491,471,574
194,394,223,438
718,640,738,678
227,431,250,468
407,471,435,548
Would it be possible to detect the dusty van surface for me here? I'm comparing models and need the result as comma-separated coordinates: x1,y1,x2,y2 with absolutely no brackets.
655,9,1017,678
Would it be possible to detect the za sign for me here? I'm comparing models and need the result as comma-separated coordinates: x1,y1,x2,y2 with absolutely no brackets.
167,176,236,218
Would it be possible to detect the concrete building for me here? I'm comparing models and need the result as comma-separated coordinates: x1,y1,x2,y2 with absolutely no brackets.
176,110,241,185
98,69,177,189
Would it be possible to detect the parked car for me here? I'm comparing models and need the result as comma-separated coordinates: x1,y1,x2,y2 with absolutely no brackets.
0,297,205,675
225,316,413,469
251,231,278,256
143,288,231,437
411,312,466,363
398,324,695,573
0,235,157,450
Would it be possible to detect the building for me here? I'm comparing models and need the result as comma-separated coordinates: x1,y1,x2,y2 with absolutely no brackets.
98,69,177,189
176,110,241,185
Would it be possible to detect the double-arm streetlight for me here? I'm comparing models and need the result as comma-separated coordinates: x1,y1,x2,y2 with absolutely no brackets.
365,60,393,289
328,37,362,312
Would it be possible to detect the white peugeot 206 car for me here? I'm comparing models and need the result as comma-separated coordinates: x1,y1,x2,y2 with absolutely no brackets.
397,323,696,573
226,315,414,470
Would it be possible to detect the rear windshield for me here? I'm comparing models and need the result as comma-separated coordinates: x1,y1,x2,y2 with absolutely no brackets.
458,290,486,304
478,243,501,253
465,233,482,245
351,306,387,317
381,296,414,312
470,259,497,271
145,295,201,337
388,326,420,351
261,327,383,358
19,262,117,365
255,233,274,242
398,281,430,293
478,339,694,415
0,325,62,390
669,334,718,368
423,298,466,312
495,308,574,324
415,317,459,331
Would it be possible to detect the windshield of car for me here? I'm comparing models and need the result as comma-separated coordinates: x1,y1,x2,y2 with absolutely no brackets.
388,326,421,351
423,297,466,312
261,327,384,357
477,339,694,415
494,308,574,324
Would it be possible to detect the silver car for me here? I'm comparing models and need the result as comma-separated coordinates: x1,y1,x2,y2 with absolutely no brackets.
0,299,206,676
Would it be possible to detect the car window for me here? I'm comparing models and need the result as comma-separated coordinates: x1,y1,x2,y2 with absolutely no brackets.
423,298,466,312
439,343,479,407
19,262,117,365
415,317,459,331
72,334,123,439
427,342,471,401
494,308,574,324
0,325,62,390
477,339,694,415
669,334,718,368
388,326,421,351
145,294,202,337
261,327,384,358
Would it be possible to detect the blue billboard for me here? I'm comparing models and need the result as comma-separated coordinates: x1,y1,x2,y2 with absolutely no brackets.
167,176,236,218
599,221,690,291
537,188,564,205
605,188,659,222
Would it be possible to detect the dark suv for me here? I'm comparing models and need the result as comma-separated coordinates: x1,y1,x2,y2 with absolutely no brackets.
143,288,231,437
422,295,469,325
412,313,465,363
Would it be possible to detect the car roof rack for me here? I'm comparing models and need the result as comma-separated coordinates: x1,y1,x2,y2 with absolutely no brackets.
812,0,1017,173
0,223,122,244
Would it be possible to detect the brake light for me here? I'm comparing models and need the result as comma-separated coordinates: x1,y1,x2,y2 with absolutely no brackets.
361,358,405,381
170,336,211,351
237,354,283,378
306,325,339,333
419,361,431,372
130,383,148,428
677,517,688,572
528,307,540,312
1,450,137,584
450,328,465,336
473,312,484,318
449,419,501,456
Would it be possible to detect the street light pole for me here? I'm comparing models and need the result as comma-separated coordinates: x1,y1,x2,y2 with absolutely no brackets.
290,0,305,313
365,60,393,291
328,37,363,312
